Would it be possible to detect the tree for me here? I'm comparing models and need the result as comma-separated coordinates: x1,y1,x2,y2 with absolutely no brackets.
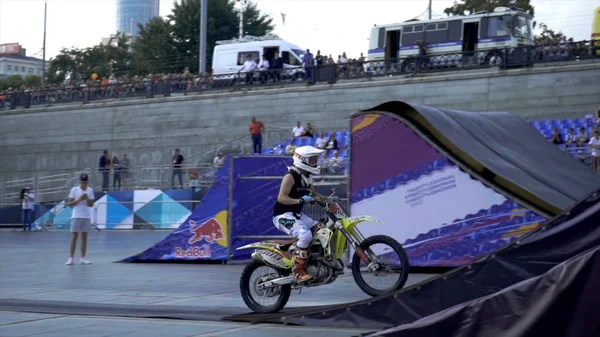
166,0,274,73
46,33,131,84
131,17,178,75
443,0,534,17
0,75,41,90
534,23,572,45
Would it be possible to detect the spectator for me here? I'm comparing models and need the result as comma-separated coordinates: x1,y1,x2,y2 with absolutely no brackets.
241,54,257,85
302,123,314,138
329,150,344,175
188,168,200,188
171,148,184,189
292,121,305,138
286,142,297,155
551,128,562,144
258,53,270,83
565,128,577,147
20,186,35,231
213,152,225,168
326,133,339,150
316,50,324,66
99,150,111,192
66,174,95,266
270,51,283,82
249,116,265,154
273,144,284,155
120,153,130,189
318,151,330,174
315,132,327,149
303,49,314,80
589,131,600,173
576,127,589,147
112,155,121,191
416,40,429,70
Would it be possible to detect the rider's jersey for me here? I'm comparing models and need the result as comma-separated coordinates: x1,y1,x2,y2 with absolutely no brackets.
272,168,311,217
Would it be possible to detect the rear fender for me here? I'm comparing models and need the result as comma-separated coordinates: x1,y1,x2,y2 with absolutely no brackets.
236,242,293,270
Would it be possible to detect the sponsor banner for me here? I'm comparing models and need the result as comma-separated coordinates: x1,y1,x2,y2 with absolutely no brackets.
0,43,21,55
350,113,546,267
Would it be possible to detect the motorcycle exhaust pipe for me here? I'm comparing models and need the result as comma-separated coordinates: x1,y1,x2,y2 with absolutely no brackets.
257,276,295,290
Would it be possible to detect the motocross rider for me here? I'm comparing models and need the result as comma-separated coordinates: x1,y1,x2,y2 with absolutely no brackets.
272,145,328,282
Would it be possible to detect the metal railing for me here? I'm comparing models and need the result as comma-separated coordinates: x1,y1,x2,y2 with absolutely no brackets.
561,146,594,167
1,40,598,110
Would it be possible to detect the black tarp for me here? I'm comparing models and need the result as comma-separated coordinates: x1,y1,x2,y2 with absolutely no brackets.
369,245,600,337
226,186,600,329
362,102,600,216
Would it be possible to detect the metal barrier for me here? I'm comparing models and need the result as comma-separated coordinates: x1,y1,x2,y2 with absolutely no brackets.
1,40,597,110
92,200,200,230
561,146,593,167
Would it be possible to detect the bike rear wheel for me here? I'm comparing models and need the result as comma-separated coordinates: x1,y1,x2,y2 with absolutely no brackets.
240,260,291,313
351,235,410,297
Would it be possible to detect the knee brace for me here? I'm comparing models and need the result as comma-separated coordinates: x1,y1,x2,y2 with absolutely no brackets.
296,230,313,249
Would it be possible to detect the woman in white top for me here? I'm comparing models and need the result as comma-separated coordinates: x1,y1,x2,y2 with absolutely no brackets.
588,131,600,173
20,186,35,231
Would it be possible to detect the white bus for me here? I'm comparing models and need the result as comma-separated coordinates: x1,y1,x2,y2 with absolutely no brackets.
368,6,533,71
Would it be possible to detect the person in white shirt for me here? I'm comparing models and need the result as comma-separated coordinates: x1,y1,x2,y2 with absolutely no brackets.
21,186,35,231
66,174,95,265
292,121,305,138
565,128,577,147
315,132,327,149
589,131,600,173
329,150,345,175
257,54,270,83
213,152,225,169
241,54,257,85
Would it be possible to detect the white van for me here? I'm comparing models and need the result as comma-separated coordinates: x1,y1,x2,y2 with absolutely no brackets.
212,34,306,79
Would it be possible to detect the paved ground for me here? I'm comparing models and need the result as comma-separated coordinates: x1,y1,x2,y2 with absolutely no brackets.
0,230,434,336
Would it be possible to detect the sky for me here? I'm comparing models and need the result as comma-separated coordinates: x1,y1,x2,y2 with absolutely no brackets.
0,0,597,61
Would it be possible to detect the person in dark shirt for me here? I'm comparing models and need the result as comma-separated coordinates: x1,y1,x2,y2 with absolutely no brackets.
171,148,184,188
551,128,563,145
99,150,111,192
272,146,328,282
270,51,283,82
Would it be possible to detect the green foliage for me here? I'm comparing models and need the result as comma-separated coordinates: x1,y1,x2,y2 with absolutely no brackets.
443,0,534,17
534,23,572,45
167,0,274,73
46,32,131,84
0,75,42,91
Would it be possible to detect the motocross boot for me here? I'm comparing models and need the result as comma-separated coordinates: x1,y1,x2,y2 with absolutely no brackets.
292,248,313,283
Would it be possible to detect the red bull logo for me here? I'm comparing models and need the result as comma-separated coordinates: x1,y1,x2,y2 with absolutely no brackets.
188,218,224,244
175,246,211,258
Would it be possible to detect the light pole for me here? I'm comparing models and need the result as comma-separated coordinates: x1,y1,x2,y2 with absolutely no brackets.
199,0,208,73
236,0,247,39
42,0,48,87
428,0,432,20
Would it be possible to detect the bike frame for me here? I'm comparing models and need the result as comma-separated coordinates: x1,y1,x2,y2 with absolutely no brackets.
236,200,383,269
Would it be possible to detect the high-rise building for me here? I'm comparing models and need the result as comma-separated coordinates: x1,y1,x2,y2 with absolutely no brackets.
116,0,160,37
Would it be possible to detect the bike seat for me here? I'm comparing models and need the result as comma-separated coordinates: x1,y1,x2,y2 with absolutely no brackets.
272,238,298,251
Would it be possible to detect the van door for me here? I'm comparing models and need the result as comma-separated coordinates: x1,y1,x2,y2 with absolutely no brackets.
385,30,401,61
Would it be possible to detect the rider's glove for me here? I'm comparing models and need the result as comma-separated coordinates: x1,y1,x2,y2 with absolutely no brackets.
298,195,313,205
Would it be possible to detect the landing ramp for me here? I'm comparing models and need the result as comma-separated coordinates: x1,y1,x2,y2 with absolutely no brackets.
225,188,600,329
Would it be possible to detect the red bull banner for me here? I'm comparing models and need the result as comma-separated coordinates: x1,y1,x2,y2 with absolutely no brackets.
122,157,231,261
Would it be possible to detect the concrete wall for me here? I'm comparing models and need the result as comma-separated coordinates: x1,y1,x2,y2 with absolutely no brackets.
1,60,599,187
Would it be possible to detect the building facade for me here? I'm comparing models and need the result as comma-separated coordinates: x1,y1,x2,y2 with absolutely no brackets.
0,43,44,79
116,0,160,37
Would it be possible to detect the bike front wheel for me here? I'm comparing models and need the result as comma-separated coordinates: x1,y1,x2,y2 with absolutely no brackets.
351,235,410,297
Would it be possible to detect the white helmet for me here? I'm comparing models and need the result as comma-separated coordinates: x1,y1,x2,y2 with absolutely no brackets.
293,146,324,175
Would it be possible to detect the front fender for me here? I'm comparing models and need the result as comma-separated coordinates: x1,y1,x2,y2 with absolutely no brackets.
344,215,384,232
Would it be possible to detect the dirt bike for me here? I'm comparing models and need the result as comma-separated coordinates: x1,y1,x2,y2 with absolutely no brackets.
237,191,410,313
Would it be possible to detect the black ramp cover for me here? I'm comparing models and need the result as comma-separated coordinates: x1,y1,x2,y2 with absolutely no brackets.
364,101,600,213
369,245,600,337
278,188,600,329
416,105,592,207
